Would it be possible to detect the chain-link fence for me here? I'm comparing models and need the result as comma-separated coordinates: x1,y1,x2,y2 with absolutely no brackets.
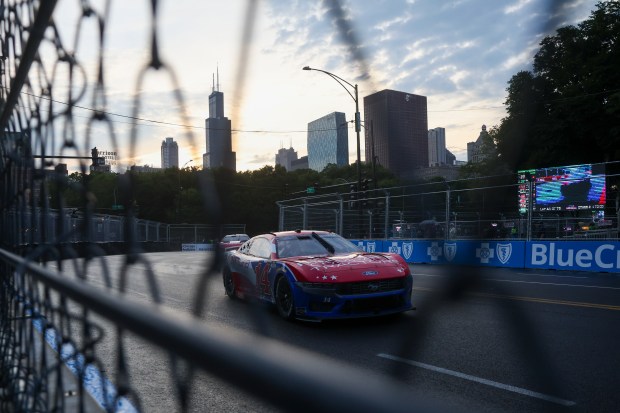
1,206,245,248
278,174,620,241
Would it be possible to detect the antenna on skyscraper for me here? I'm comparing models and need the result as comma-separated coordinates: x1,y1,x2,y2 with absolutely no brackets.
217,65,220,92
212,73,215,93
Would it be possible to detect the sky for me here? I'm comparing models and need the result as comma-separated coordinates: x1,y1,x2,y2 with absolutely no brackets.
46,0,600,172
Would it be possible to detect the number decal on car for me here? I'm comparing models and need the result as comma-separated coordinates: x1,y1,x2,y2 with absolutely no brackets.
255,262,272,297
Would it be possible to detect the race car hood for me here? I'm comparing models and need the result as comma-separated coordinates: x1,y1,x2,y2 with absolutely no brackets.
284,253,409,283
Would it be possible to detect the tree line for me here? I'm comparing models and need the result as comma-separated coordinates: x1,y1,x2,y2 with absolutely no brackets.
53,162,399,236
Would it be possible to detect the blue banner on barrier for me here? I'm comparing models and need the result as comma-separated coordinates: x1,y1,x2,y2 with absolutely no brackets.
350,239,619,273
351,239,526,268
526,241,620,273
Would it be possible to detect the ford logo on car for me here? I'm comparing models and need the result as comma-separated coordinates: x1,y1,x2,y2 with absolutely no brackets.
362,271,378,276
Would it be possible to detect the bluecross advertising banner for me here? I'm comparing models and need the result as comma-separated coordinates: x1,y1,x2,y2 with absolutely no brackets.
352,240,526,268
351,239,620,273
526,241,620,272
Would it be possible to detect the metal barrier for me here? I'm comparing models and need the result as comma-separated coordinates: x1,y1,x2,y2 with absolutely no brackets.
0,1,597,412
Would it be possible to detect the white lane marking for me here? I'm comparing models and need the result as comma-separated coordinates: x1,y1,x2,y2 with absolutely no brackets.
486,279,620,290
415,273,620,290
377,353,576,407
515,272,588,279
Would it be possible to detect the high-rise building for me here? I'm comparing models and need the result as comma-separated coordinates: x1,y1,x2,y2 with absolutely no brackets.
364,90,428,177
467,125,494,164
428,127,447,166
290,156,309,171
275,146,298,171
203,71,236,171
307,112,348,172
446,149,456,166
161,137,179,169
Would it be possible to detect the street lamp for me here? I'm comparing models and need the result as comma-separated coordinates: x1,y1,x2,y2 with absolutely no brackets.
302,66,362,196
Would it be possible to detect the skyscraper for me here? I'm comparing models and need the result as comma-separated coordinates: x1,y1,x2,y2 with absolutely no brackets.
364,90,428,177
467,125,494,164
307,112,348,172
203,71,236,171
275,146,298,171
161,137,179,169
428,127,447,166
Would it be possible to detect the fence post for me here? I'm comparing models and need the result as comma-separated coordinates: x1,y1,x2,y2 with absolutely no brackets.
303,199,308,229
527,181,533,241
276,201,284,232
383,190,390,239
445,186,450,239
338,195,344,235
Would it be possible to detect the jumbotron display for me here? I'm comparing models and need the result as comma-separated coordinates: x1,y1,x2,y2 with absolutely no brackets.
518,163,606,213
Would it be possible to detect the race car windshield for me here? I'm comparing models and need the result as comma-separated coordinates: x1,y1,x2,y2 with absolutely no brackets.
277,234,360,258
320,234,362,254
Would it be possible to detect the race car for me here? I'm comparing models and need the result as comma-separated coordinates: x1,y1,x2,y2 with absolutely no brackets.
222,230,413,321
218,233,250,252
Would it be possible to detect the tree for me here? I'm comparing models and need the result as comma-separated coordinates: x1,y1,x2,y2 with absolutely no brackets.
494,1,620,170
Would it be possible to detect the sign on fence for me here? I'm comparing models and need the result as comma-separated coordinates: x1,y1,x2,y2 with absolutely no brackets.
181,244,215,251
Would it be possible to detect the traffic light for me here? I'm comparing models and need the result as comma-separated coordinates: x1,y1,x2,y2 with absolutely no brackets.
348,183,357,209
361,179,369,208
361,179,369,192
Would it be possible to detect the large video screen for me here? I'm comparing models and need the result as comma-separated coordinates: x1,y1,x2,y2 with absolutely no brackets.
518,163,606,213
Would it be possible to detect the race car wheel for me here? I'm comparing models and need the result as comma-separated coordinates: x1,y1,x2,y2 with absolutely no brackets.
275,276,295,320
223,267,236,299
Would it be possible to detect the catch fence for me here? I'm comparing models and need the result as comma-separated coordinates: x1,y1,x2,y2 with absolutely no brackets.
278,177,619,241
2,206,244,247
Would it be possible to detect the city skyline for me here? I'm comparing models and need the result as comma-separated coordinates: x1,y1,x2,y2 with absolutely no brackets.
50,0,599,173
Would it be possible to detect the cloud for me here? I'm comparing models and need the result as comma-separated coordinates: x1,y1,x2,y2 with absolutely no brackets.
504,0,533,15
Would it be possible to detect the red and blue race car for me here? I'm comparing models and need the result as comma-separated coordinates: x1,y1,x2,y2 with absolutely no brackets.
222,230,413,321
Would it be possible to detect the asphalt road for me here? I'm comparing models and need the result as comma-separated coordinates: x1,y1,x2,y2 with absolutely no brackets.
52,252,620,412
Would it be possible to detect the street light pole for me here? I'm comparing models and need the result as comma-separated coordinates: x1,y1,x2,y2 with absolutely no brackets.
302,66,362,194
303,66,363,236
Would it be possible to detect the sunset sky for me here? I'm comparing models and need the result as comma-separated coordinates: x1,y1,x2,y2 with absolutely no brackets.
48,0,599,172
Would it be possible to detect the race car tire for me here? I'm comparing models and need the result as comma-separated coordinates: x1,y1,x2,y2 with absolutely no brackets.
275,276,295,320
223,267,236,299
